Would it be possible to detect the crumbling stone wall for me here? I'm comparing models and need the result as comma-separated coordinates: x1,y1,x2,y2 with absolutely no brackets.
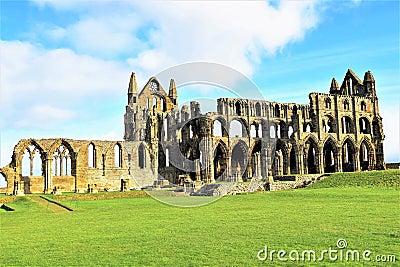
1,69,385,195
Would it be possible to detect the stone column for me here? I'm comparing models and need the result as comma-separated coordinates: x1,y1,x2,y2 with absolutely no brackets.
255,152,262,179
29,154,34,176
44,155,53,194
337,150,343,172
355,148,360,171
297,148,304,175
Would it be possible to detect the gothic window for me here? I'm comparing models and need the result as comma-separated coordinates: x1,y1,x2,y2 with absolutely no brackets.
138,144,146,169
255,102,261,116
213,120,222,137
341,116,353,134
325,98,332,109
53,145,71,176
165,148,170,167
344,100,350,110
360,101,367,111
88,143,96,168
22,145,42,176
274,104,280,117
114,144,122,167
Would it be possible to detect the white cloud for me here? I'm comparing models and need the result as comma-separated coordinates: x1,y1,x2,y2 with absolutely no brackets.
31,1,322,76
0,40,130,129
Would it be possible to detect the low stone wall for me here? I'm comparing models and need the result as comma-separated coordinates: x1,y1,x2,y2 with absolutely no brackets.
270,174,327,191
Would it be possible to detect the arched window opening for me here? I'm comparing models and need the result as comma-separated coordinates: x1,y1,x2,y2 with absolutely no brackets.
153,97,157,108
277,124,281,138
274,104,280,117
235,102,241,116
323,141,336,173
23,145,43,176
292,105,298,116
114,144,122,167
161,98,165,111
360,101,367,111
288,126,294,138
146,99,149,109
305,123,311,133
307,145,317,174
270,125,276,138
342,117,353,134
289,148,297,174
230,120,243,137
344,100,350,110
53,145,71,176
165,148,170,167
325,98,332,109
342,140,355,172
250,124,257,138
231,142,248,181
22,149,30,176
213,120,222,137
258,124,263,138
255,103,261,116
138,145,146,168
359,141,370,171
359,117,371,134
88,143,96,168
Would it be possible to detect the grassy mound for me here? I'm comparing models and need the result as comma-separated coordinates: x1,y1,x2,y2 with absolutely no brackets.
308,169,400,189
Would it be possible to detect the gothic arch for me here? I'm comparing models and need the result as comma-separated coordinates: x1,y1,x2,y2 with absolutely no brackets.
322,136,338,173
304,135,319,174
342,137,356,172
230,140,249,180
359,137,374,171
213,141,228,181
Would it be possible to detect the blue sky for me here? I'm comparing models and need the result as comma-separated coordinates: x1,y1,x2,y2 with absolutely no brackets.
0,0,399,185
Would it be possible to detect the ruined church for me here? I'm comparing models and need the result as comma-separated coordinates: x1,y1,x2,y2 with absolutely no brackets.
0,69,385,195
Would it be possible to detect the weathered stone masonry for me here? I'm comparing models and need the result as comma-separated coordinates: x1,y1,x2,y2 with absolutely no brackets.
0,69,385,194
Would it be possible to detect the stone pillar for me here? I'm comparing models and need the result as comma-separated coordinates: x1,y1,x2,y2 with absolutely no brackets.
297,148,304,175
44,156,53,194
195,160,201,182
337,150,343,172
317,149,324,174
29,154,34,176
355,148,360,171
255,152,262,179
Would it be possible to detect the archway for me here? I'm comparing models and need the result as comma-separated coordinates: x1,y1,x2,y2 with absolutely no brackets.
230,119,246,137
323,139,337,173
359,117,371,134
342,139,356,172
213,142,228,181
289,146,298,174
274,140,287,175
250,141,262,178
305,138,318,174
231,141,249,181
359,141,371,171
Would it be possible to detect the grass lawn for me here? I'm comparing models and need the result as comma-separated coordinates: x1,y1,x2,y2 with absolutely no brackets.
0,170,399,266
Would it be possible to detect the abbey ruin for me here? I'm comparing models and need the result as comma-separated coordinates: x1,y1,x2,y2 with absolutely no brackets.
0,69,386,195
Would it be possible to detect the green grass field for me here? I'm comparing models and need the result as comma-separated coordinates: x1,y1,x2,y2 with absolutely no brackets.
1,170,399,266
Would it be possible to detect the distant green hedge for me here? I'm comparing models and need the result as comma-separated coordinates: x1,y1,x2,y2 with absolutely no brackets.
308,170,400,189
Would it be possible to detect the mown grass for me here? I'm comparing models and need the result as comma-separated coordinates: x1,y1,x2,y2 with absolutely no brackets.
308,169,400,189
0,171,399,266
